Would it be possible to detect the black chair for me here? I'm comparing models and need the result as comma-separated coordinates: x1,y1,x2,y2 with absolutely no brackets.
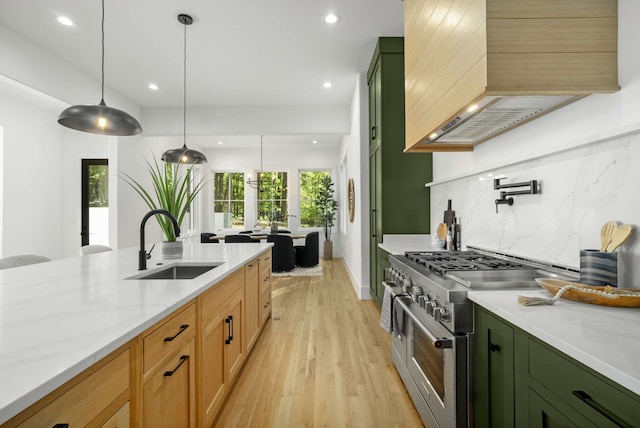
224,234,254,243
267,234,296,272
294,232,319,267
239,230,253,234
200,233,219,243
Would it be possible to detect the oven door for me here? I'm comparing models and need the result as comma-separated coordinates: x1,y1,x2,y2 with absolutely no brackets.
397,298,468,428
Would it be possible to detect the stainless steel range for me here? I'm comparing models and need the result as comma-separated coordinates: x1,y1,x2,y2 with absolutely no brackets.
384,246,578,428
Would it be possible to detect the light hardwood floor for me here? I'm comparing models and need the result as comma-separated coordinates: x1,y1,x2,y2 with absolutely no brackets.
215,259,424,427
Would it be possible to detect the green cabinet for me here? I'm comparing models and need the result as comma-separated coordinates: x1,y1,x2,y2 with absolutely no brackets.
474,305,640,428
367,37,432,307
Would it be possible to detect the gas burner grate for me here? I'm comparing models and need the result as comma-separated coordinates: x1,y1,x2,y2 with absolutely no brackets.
405,250,532,274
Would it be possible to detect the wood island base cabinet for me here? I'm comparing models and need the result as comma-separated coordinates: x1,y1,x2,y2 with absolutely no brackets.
1,248,272,428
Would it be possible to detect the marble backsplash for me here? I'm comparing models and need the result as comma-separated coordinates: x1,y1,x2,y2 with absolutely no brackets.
429,129,640,288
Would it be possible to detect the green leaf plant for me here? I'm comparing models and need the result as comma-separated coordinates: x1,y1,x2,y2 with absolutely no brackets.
317,176,339,242
120,156,206,242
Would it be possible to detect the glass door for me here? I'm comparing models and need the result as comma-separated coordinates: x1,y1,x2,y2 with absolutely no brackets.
81,159,109,246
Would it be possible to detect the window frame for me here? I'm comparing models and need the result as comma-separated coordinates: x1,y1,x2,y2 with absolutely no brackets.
298,169,333,230
211,171,246,230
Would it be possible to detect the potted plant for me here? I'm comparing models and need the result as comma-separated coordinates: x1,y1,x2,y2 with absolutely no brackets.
316,176,338,259
120,156,205,258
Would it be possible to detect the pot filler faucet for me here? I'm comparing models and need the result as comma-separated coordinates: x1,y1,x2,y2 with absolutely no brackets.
139,209,180,270
494,178,539,213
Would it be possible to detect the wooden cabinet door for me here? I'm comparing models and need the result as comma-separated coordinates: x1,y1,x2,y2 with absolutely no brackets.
475,307,515,428
259,252,272,324
245,257,260,351
226,293,245,382
101,401,130,428
143,338,195,428
201,306,230,427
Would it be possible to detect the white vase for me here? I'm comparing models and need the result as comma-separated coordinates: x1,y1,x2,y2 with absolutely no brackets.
161,240,183,259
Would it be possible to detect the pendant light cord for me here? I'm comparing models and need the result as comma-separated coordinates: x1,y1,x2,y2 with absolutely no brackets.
183,18,187,149
101,0,105,102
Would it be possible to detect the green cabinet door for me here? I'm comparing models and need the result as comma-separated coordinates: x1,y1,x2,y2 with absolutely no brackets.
367,37,433,307
475,306,516,428
475,304,640,427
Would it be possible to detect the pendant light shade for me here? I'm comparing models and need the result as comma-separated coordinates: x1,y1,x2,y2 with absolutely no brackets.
162,14,207,165
57,0,142,136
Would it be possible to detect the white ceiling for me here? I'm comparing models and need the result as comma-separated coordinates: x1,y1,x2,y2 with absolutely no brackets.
0,0,404,149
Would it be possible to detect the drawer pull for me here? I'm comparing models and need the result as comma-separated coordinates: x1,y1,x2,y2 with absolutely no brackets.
163,324,189,342
489,343,501,352
164,355,189,377
53,425,69,428
572,390,625,427
225,316,234,344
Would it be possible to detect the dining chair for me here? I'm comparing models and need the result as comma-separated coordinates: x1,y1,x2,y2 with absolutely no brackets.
200,233,219,243
266,234,296,272
79,245,113,256
0,254,51,269
294,231,319,267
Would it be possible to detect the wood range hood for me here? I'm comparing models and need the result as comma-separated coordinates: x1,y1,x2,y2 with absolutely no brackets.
404,0,620,153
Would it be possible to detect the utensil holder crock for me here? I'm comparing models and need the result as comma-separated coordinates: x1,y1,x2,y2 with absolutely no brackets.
579,249,621,287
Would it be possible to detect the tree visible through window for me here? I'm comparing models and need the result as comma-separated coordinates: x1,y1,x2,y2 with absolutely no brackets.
257,172,288,228
299,170,331,228
213,172,245,229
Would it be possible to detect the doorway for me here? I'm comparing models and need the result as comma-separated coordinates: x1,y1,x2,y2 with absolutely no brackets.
81,159,109,246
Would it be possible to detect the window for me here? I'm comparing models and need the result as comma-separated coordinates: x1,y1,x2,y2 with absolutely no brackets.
299,170,331,228
212,172,245,229
256,172,288,228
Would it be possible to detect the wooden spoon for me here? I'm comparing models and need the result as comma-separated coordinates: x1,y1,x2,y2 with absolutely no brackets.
600,221,617,251
606,224,634,252
436,223,448,240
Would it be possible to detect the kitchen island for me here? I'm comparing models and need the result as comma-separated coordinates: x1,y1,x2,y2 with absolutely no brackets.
0,240,272,426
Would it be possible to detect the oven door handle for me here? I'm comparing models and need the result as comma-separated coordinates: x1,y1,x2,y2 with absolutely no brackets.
396,298,453,349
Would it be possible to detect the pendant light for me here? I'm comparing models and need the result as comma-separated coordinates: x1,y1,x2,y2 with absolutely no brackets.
161,14,207,164
57,0,142,136
246,135,270,189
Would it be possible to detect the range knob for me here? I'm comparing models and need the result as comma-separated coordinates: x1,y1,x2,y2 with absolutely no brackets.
402,276,413,292
411,286,423,301
384,267,394,282
433,306,451,322
425,301,435,315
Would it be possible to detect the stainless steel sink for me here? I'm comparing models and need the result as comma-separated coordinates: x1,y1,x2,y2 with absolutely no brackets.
127,262,223,280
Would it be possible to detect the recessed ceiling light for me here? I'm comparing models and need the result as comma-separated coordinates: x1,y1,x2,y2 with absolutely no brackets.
325,14,340,24
218,141,223,145
148,83,159,90
57,16,74,26
323,82,332,89
312,140,318,144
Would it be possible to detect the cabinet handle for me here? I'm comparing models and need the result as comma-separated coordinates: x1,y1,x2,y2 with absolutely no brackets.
163,355,189,377
489,343,501,352
572,390,625,427
371,209,376,237
225,316,233,344
163,324,189,342
264,276,269,282
371,126,376,140
52,425,69,428
248,263,254,267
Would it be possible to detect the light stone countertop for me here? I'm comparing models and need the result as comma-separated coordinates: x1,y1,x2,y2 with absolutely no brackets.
378,234,438,255
0,240,272,424
469,288,640,395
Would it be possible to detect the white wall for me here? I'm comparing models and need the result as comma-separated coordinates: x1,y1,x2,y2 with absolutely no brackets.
339,73,371,298
429,0,640,287
0,87,63,259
